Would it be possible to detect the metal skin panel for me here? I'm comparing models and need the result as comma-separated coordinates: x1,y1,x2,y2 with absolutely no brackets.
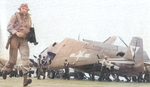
46,37,148,76
48,38,99,70
112,37,144,76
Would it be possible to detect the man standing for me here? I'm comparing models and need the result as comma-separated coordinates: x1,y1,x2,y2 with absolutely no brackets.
63,59,70,80
2,3,32,86
41,56,48,79
100,56,113,81
37,55,43,79
99,56,109,81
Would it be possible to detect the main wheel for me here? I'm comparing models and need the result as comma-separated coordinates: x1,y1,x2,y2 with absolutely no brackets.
48,70,55,79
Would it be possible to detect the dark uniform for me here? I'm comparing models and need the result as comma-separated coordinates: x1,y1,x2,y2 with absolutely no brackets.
37,55,47,79
41,56,47,79
37,55,42,79
64,59,70,80
99,57,112,81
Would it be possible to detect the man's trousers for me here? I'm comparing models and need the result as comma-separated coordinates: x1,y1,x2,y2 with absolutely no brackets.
4,35,30,74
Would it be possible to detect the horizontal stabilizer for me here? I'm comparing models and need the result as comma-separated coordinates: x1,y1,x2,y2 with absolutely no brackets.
144,61,150,65
99,57,135,64
109,61,135,64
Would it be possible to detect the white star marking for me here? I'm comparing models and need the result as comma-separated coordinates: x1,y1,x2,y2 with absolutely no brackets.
70,51,90,58
130,45,140,57
70,50,90,64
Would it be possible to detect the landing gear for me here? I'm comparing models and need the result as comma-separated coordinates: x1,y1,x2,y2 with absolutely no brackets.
47,70,55,79
88,72,95,81
74,71,85,80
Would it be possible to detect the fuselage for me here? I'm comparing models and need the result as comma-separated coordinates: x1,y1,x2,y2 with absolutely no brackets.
46,38,148,76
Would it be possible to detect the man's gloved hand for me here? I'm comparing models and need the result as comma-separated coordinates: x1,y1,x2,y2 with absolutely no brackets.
16,32,24,37
16,27,30,37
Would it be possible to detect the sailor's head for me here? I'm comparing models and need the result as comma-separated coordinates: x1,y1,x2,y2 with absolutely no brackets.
65,59,67,61
43,56,45,59
39,55,41,58
18,3,30,14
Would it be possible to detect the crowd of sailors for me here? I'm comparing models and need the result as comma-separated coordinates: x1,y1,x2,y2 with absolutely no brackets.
0,55,150,83
98,56,150,82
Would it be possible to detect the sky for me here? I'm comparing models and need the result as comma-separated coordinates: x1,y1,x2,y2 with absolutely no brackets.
0,0,150,59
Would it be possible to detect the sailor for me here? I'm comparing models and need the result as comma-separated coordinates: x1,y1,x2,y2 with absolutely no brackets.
63,59,70,80
41,56,48,79
37,55,42,79
41,56,47,66
2,3,32,86
138,72,144,82
100,56,112,81
99,57,106,81
144,65,150,82
18,65,23,77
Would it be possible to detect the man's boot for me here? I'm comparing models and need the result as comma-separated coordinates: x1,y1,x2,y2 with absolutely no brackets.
0,58,9,80
23,73,32,86
2,70,7,80
43,74,45,79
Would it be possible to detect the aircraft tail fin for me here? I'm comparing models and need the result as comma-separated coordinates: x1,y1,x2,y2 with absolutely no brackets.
124,37,144,72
